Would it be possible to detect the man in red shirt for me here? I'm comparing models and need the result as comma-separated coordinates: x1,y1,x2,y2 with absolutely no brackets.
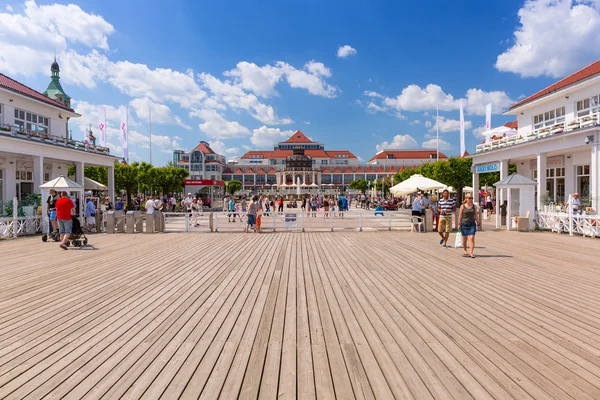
55,191,75,250
278,196,284,213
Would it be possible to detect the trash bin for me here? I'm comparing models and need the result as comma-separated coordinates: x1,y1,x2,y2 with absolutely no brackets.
500,201,507,226
126,211,135,233
106,211,115,234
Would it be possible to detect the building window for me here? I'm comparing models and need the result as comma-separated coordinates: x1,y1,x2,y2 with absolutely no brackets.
545,167,565,204
270,159,277,165
533,106,566,130
321,160,328,164
576,96,600,117
14,109,49,133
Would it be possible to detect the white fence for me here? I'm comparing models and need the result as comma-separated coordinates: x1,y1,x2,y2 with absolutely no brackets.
0,216,43,239
164,210,414,233
536,211,600,238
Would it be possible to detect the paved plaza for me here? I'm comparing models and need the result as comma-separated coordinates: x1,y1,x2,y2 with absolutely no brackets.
1,229,600,399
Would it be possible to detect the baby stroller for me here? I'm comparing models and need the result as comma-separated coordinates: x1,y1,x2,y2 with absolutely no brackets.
65,216,88,247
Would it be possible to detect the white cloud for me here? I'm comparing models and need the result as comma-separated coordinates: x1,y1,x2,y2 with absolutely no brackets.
496,0,600,78
383,84,459,112
193,109,251,139
199,72,292,125
364,90,383,98
410,120,421,125
277,61,337,98
208,140,241,156
472,126,488,139
5,4,13,12
129,97,191,129
465,89,513,115
226,147,240,154
376,134,418,152
429,116,473,133
366,102,387,114
223,61,283,98
366,85,513,115
424,121,432,128
337,45,357,58
422,138,453,151
250,126,295,148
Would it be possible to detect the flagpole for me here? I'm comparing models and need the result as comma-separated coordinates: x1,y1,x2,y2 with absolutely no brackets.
436,105,439,160
126,105,129,163
149,105,152,165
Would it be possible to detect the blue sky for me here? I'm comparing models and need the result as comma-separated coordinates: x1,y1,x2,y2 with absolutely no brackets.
2,0,600,165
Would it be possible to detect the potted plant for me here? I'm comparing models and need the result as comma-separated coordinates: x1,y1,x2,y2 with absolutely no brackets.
21,193,41,217
0,125,11,132
567,120,580,130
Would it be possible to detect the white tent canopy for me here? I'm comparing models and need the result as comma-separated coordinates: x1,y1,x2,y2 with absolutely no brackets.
389,174,446,196
39,175,85,231
84,177,107,191
482,126,518,142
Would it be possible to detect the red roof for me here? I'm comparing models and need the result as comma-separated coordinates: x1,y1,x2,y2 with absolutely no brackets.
244,168,254,174
326,150,357,158
234,168,244,174
192,142,215,154
241,148,357,159
223,167,233,173
344,167,353,173
364,167,373,172
0,73,75,112
256,168,265,174
387,166,395,172
368,150,447,163
284,130,313,143
322,168,331,173
504,121,518,129
240,151,272,159
333,168,342,173
376,166,385,172
268,167,276,173
509,59,600,111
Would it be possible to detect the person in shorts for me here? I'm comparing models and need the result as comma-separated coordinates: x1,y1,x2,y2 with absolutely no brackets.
437,189,456,248
55,191,75,250
47,189,59,236
246,195,258,233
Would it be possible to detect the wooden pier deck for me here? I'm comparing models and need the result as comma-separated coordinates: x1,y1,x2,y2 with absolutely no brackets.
1,230,600,399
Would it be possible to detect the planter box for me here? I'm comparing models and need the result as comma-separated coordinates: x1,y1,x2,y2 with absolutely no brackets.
580,119,596,128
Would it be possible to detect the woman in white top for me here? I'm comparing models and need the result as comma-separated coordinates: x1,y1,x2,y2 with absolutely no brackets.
145,196,155,214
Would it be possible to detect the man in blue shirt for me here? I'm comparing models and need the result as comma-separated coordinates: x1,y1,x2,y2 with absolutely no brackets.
114,197,124,211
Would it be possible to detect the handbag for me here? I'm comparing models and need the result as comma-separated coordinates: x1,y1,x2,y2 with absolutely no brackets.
454,230,463,248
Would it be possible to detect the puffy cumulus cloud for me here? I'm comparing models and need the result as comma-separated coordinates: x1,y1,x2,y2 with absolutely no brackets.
465,89,514,115
276,61,338,98
207,141,240,156
223,60,337,99
375,134,418,152
250,126,296,148
223,61,283,98
496,0,600,78
199,72,293,125
129,98,191,129
71,100,123,139
424,121,433,128
410,120,421,125
429,116,473,133
472,126,488,139
364,85,513,116
422,138,453,151
337,45,357,58
192,109,251,139
5,5,13,11
383,84,459,112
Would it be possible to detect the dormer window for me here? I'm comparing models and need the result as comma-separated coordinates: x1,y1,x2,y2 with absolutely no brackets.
387,154,395,159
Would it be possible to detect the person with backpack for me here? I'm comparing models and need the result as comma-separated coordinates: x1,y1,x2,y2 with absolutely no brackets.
338,194,346,218
227,197,236,222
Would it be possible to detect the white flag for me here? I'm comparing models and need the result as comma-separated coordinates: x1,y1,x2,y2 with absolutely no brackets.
84,126,90,147
120,105,129,160
97,106,106,147
460,102,465,157
485,103,492,130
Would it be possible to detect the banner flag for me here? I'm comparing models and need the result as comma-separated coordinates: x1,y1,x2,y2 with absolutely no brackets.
460,102,465,157
120,105,129,160
485,103,492,144
98,106,106,147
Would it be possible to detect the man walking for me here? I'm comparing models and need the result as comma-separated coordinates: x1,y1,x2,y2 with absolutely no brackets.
55,191,75,250
437,189,456,248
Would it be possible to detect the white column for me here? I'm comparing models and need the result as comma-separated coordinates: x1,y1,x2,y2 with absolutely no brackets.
4,158,17,201
498,159,508,228
472,166,480,204
564,154,575,201
33,156,44,193
74,161,84,224
537,153,547,211
107,165,115,202
591,142,600,212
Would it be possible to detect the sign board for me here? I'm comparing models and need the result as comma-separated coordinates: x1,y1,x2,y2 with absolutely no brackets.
183,179,224,187
475,163,499,174
529,155,564,169
284,213,298,230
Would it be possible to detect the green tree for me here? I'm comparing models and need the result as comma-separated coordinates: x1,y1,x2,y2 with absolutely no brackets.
433,157,473,201
226,180,242,195
83,166,108,185
114,162,139,210
349,179,369,193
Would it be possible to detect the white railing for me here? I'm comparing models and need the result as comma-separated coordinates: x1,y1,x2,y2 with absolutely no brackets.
164,210,413,233
536,211,600,238
475,112,600,153
0,216,43,239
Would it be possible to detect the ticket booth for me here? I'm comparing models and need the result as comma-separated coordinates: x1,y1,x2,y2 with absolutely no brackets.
183,179,225,210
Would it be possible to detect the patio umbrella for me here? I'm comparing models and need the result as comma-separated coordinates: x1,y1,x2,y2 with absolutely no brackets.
310,182,318,187
463,186,474,192
482,126,518,142
389,174,446,196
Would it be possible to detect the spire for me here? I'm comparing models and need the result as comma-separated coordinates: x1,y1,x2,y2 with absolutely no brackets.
44,56,71,107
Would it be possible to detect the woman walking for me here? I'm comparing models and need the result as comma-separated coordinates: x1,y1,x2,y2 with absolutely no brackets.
458,195,479,258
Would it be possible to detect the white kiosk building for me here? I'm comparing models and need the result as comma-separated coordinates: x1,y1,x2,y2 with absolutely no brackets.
0,60,116,214
471,59,600,223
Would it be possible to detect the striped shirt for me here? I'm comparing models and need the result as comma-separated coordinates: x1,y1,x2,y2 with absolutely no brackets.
438,198,456,216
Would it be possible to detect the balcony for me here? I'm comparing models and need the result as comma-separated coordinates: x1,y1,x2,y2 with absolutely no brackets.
475,113,600,153
0,123,111,155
